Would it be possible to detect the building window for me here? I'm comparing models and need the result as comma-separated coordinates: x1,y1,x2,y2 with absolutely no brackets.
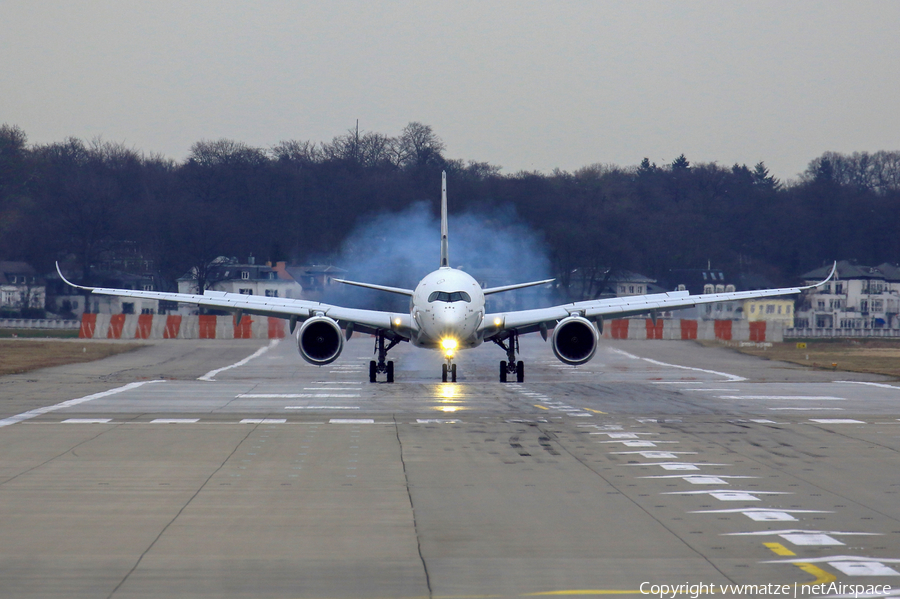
265,289,278,297
239,288,252,295
750,305,756,313
766,305,775,314
835,283,843,294
122,302,134,314
704,284,714,294
241,271,250,280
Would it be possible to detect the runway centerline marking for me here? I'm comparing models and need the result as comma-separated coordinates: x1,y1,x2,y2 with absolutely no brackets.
609,348,746,382
0,380,165,428
718,395,845,400
285,406,360,410
198,340,279,381
836,380,900,389
239,394,361,398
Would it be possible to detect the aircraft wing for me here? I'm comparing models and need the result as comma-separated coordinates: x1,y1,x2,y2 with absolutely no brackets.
57,265,414,338
481,263,835,339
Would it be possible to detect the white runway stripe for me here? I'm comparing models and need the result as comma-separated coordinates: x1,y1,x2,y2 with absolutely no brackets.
238,394,361,398
0,380,165,428
198,340,279,381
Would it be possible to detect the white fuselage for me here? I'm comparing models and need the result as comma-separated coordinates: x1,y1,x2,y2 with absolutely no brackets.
410,267,485,350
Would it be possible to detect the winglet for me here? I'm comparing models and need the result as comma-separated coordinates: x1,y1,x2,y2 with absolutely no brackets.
809,261,837,289
799,260,837,291
440,171,449,268
56,261,93,292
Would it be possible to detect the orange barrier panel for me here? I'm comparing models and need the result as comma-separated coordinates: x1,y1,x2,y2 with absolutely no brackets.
107,314,126,339
610,319,629,339
198,315,217,339
714,319,732,341
680,319,698,340
234,315,253,339
645,319,664,340
135,314,153,339
749,321,767,342
163,315,182,339
79,313,97,339
268,317,286,339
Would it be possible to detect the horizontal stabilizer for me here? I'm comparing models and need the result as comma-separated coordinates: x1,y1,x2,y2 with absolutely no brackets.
482,278,555,295
333,278,415,296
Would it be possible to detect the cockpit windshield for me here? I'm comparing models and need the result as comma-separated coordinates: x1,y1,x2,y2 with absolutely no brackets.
428,291,472,303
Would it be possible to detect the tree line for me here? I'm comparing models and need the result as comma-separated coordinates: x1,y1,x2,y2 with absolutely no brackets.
2,121,900,300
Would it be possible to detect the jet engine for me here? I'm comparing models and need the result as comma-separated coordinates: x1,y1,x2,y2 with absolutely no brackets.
551,315,598,365
297,316,344,365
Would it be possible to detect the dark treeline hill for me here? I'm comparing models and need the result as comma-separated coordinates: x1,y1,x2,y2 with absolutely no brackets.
2,121,900,299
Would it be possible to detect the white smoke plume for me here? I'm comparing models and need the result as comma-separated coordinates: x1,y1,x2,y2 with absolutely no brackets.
321,201,555,312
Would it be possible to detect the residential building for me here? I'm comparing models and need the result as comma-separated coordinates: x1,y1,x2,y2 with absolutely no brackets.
176,257,302,314
790,261,900,337
52,268,161,317
0,261,46,315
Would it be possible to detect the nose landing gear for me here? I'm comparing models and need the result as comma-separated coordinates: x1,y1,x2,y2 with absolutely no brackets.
442,360,457,382
493,331,524,382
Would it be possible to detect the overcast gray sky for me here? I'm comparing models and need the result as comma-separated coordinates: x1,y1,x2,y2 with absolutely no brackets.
3,1,898,181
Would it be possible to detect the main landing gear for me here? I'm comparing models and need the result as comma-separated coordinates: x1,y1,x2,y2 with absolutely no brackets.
493,331,524,383
369,331,401,383
442,360,457,383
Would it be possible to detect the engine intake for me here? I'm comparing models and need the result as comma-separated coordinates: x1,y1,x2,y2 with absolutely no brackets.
297,316,344,365
551,316,598,365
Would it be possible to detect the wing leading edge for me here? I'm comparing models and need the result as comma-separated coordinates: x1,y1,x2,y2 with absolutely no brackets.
56,263,414,338
482,263,836,339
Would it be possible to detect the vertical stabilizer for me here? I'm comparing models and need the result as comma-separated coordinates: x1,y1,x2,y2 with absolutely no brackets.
440,171,449,267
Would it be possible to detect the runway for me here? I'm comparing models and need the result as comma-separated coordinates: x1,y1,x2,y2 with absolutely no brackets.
1,336,899,598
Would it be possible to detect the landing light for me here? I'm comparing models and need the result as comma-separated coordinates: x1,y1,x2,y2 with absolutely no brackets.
441,337,458,358
494,317,503,327
394,317,402,327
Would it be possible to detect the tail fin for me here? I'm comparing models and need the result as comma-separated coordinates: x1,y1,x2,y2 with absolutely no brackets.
440,171,449,267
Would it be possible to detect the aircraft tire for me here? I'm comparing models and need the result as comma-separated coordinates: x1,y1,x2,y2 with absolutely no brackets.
442,363,448,382
386,361,394,383
369,360,377,383
516,361,524,383
500,361,507,383
450,363,457,382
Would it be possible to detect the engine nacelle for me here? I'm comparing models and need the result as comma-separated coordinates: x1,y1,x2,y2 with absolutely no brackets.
551,315,598,365
297,316,344,365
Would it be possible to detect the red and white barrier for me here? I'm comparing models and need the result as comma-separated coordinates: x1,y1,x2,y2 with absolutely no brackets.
79,314,781,342
601,318,779,342
79,314,288,340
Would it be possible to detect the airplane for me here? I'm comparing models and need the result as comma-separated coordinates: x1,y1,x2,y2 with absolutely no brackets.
58,172,835,384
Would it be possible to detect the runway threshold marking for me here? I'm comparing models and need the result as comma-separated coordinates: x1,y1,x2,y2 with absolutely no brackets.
0,380,165,428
